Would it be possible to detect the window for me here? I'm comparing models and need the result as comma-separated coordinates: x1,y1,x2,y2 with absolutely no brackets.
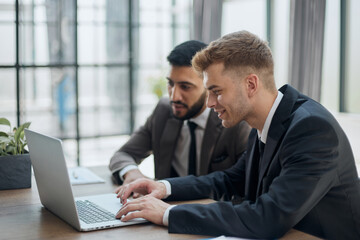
0,0,191,167
134,0,192,129
222,0,267,39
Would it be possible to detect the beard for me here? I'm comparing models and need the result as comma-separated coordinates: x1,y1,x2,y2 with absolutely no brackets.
171,90,207,120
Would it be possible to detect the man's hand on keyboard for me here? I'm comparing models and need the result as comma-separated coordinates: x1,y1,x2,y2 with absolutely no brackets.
115,178,167,205
115,195,170,225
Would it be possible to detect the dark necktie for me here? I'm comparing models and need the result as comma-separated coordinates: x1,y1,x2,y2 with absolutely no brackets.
259,139,265,162
252,138,265,199
187,121,197,175
258,138,265,174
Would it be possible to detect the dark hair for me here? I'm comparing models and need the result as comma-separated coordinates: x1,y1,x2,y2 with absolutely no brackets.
167,40,207,67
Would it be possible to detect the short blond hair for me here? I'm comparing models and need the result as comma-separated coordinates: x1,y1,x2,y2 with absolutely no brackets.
192,31,275,89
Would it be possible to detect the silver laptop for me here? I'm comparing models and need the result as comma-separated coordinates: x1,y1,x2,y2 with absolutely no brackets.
25,129,147,231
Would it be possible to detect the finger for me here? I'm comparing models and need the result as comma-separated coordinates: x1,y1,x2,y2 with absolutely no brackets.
120,184,138,204
114,186,122,195
117,185,130,203
116,201,142,219
133,192,142,198
117,187,124,199
119,187,130,204
121,210,144,222
116,188,123,201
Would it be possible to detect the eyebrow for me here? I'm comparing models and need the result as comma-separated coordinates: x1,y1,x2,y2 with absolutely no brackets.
166,77,196,86
207,85,219,91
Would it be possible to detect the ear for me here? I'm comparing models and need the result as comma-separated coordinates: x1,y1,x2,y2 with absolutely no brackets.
245,74,259,97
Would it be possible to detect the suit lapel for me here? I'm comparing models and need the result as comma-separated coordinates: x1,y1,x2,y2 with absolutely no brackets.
157,118,183,179
245,130,260,201
256,84,301,195
199,110,222,175
256,126,285,195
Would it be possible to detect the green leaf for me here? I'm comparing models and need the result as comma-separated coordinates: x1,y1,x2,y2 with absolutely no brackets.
22,122,31,129
17,122,31,155
0,151,9,156
0,142,6,153
20,141,27,154
0,119,30,155
0,136,11,144
7,135,14,142
0,118,11,128
15,122,31,141
6,145,16,155
20,131,25,140
14,126,24,145
0,131,8,137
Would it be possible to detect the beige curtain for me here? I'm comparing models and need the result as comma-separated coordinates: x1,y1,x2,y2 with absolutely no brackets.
192,0,223,43
288,0,326,101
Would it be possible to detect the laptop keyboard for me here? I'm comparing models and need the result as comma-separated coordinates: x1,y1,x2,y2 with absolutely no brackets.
76,200,116,224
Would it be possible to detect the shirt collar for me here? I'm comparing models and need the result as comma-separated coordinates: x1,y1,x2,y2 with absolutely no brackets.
257,91,283,144
186,107,210,129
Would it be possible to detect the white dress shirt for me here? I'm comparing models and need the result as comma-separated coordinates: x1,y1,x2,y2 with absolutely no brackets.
119,107,210,180
257,91,283,143
172,107,210,176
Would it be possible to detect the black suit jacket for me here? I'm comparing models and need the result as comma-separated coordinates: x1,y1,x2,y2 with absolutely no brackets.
109,98,251,184
166,85,360,239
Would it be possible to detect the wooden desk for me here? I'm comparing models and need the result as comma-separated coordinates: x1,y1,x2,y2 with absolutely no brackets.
0,166,320,240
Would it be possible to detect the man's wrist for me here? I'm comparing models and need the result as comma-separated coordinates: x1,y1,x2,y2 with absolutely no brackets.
119,165,139,181
162,205,176,226
157,180,171,199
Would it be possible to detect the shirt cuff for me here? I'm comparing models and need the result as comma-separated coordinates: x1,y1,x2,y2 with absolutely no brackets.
157,180,171,198
119,165,139,181
162,205,176,226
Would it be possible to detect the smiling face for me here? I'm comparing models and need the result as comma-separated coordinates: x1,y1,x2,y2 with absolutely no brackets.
167,66,207,120
204,63,251,128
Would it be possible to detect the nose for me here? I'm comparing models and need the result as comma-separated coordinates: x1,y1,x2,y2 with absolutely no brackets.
207,93,216,109
170,85,182,102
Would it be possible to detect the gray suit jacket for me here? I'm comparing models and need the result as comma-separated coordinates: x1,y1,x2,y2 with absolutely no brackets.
109,98,251,184
165,85,360,239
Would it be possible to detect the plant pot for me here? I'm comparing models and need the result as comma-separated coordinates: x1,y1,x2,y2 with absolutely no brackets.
0,154,32,190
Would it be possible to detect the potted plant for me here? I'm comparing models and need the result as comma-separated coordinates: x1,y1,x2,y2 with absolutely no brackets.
0,117,32,190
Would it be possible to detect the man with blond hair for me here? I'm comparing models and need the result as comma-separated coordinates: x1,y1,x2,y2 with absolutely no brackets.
114,31,360,239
